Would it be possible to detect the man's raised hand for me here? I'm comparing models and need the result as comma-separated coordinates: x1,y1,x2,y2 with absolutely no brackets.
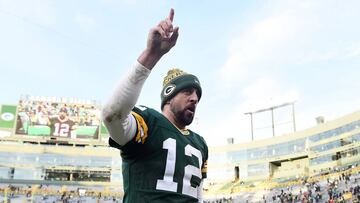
147,8,179,56
138,8,179,69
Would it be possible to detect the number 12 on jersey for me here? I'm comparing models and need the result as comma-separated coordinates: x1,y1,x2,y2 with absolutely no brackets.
156,138,203,198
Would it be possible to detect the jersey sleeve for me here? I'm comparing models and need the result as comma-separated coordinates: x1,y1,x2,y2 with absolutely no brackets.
201,144,208,179
108,106,152,156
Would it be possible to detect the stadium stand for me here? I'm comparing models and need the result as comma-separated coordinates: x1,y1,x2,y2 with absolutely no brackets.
203,110,360,202
1,97,360,202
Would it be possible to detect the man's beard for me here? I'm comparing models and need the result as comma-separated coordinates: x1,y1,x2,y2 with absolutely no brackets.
171,106,194,126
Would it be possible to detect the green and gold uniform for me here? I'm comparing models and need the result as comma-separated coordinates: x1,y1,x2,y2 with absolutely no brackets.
49,117,75,138
109,106,208,203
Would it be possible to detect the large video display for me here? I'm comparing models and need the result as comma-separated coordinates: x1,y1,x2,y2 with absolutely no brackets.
16,97,101,140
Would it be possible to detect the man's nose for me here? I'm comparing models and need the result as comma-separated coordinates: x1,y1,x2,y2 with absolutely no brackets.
189,91,199,103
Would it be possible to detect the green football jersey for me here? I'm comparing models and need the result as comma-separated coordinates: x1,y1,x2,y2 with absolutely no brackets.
109,106,208,203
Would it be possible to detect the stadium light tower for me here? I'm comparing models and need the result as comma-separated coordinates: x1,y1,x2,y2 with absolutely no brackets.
244,101,296,141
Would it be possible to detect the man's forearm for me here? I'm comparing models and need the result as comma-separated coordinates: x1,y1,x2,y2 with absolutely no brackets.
137,49,163,70
102,61,150,121
101,61,151,146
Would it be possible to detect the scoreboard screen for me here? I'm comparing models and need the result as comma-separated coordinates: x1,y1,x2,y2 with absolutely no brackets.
15,97,102,141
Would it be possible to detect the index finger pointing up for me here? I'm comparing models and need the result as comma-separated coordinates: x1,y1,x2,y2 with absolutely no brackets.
168,8,175,22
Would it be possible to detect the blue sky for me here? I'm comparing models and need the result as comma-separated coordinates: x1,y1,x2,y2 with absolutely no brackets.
1,0,360,146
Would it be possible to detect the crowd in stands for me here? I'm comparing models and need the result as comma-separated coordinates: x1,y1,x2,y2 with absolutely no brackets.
265,168,360,203
204,166,360,203
0,184,122,202
2,165,360,202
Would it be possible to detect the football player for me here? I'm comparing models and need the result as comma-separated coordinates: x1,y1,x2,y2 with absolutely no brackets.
48,107,76,138
102,8,208,203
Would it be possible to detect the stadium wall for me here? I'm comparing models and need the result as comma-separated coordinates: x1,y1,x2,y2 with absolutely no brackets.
206,110,360,185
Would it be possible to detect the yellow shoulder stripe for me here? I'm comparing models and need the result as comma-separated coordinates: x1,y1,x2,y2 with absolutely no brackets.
202,160,208,173
131,111,149,144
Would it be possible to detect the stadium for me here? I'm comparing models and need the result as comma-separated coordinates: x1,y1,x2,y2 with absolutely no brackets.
1,96,360,202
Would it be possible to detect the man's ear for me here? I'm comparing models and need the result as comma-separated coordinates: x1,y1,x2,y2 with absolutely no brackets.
166,97,173,105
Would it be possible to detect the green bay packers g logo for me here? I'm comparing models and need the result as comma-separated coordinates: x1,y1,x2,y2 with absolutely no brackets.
164,84,176,96
1,112,15,121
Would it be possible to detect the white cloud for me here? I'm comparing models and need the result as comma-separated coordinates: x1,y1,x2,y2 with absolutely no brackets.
240,78,298,113
219,7,304,85
219,0,360,86
346,42,360,58
198,77,299,146
206,0,360,145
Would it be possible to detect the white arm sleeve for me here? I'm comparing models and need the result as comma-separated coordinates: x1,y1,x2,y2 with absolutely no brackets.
101,61,151,146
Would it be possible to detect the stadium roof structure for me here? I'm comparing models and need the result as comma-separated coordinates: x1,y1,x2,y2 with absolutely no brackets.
244,101,297,140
